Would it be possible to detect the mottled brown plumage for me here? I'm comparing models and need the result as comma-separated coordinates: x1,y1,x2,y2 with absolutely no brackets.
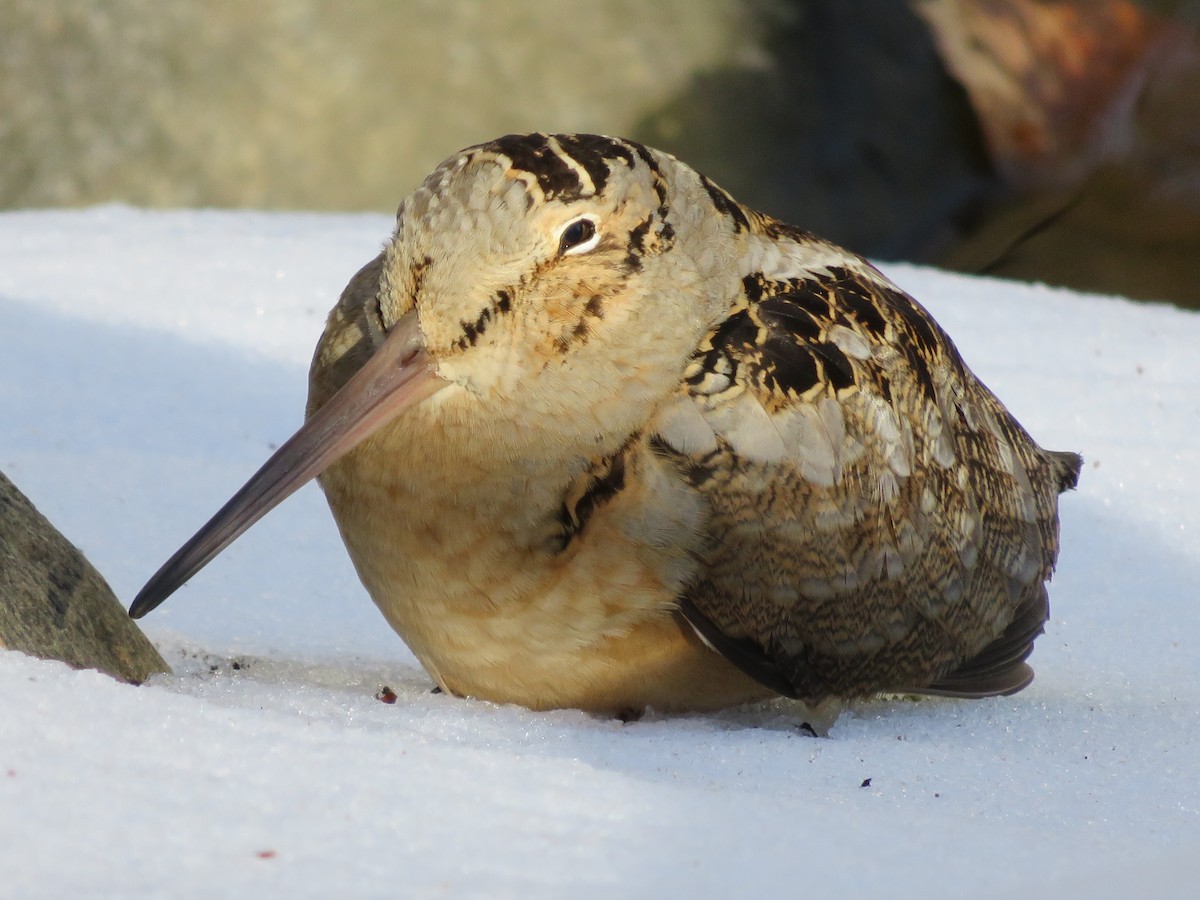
663,244,1079,704
132,133,1081,725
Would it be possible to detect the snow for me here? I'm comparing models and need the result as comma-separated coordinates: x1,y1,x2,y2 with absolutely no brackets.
1,207,1198,898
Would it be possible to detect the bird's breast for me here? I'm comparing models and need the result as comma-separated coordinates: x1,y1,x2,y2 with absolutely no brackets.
315,406,769,713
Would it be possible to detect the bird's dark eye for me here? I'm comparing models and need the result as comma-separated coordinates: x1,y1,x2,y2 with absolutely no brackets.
558,217,598,256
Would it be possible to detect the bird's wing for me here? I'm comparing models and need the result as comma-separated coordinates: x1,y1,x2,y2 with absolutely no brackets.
649,249,1081,704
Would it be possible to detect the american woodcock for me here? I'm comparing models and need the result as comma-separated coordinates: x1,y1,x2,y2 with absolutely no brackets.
131,133,1081,723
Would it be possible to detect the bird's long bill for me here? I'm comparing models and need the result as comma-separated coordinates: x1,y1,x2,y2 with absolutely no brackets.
129,312,445,619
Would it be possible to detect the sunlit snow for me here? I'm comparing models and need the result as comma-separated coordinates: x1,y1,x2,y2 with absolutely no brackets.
1,208,1197,898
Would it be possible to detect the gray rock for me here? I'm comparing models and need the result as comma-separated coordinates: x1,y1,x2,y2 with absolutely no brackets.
0,1,996,261
5,0,1195,305
0,0,767,210
0,469,168,683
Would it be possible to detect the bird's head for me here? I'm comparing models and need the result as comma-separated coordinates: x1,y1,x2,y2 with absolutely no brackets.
316,134,737,424
130,134,739,617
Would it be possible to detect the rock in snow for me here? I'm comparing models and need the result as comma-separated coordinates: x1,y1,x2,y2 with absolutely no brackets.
0,468,167,682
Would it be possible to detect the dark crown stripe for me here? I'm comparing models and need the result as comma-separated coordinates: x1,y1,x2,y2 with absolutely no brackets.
485,134,644,202
555,135,636,195
488,133,586,201
699,175,750,232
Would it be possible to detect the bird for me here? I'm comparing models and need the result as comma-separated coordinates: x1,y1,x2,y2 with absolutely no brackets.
130,132,1081,726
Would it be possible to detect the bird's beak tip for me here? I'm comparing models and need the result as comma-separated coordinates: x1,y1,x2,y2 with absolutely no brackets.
130,313,445,616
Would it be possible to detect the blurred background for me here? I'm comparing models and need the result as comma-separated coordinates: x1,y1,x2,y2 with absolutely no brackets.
2,0,1198,306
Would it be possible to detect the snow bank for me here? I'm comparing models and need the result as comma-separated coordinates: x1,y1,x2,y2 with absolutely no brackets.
1,208,1197,898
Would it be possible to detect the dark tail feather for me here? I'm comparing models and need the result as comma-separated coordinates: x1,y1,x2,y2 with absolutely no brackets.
1051,450,1083,492
915,584,1049,699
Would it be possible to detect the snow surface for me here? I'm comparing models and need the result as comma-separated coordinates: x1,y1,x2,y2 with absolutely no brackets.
1,207,1198,898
